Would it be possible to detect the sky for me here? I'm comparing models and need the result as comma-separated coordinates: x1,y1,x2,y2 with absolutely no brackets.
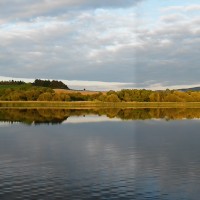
0,0,200,90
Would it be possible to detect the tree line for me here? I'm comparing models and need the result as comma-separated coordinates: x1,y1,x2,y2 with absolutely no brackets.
0,80,25,85
0,79,69,89
1,80,200,102
32,79,69,89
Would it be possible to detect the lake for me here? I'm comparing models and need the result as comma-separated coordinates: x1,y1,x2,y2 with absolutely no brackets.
0,108,200,200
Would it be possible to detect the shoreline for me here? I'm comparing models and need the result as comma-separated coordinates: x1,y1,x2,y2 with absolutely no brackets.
1,101,200,108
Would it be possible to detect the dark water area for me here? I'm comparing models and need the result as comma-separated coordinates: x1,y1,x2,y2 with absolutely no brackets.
0,109,200,199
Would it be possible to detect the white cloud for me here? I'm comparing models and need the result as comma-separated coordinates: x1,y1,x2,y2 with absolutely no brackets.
162,4,200,12
0,8,136,82
133,3,200,88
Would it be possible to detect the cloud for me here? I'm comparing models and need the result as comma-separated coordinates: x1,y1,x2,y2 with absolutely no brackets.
1,0,199,90
0,0,143,23
160,14,187,23
0,8,136,83
132,3,200,88
162,4,200,12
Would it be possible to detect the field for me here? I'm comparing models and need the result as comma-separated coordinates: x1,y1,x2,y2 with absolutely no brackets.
54,89,107,95
2,101,200,108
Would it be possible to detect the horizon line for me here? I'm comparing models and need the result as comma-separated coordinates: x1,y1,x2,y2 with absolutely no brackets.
0,76,200,91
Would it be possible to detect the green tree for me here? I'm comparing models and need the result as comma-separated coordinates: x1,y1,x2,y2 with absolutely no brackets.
106,94,121,102
37,92,53,101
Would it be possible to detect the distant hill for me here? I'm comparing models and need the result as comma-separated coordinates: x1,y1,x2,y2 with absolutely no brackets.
178,87,200,92
0,79,69,90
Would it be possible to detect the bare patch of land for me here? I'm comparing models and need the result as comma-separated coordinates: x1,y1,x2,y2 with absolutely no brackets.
54,89,107,95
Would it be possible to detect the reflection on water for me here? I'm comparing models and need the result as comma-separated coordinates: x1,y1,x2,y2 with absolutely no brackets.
1,108,200,124
0,109,200,199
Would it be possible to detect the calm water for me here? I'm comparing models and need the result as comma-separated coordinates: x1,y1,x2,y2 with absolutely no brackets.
0,109,200,199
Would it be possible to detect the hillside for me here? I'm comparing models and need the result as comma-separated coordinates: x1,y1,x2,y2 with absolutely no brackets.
179,87,200,92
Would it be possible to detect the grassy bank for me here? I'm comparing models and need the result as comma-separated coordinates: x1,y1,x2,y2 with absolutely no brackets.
2,101,200,108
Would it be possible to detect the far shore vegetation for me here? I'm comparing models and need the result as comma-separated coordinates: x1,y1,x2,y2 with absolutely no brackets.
2,80,200,108
1,108,200,125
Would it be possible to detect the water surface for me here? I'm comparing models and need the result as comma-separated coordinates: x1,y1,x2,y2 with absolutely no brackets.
0,108,200,199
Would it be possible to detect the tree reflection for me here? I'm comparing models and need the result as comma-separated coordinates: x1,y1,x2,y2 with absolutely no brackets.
1,108,200,124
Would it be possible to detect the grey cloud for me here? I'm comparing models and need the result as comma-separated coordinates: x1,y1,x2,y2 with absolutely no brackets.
0,0,142,23
0,9,136,82
160,14,187,23
134,13,200,88
2,0,199,90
